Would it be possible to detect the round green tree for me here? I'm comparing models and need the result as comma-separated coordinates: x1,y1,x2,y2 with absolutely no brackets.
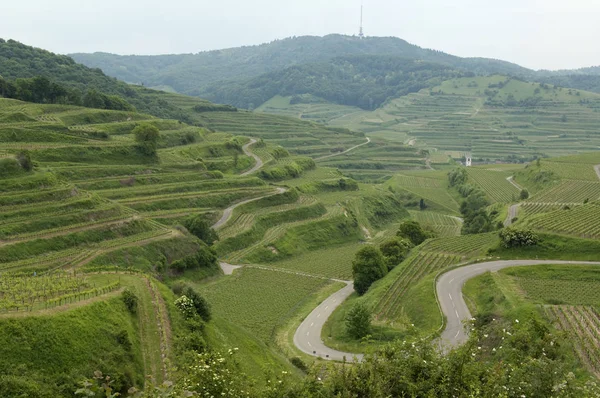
352,246,387,296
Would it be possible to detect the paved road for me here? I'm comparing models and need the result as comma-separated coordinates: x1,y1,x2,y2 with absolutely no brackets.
219,262,242,275
240,139,263,177
294,282,364,362
438,260,600,349
595,165,600,181
212,187,287,230
506,176,523,191
315,137,371,161
504,204,520,226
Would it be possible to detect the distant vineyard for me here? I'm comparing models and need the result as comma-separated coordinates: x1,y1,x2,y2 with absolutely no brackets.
391,174,444,189
531,180,600,203
375,252,461,321
419,233,499,257
467,168,520,203
409,210,462,237
523,204,600,238
546,305,600,378
540,161,599,181
520,202,573,217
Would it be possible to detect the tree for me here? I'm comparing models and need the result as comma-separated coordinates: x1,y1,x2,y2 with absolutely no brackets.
419,198,427,210
520,189,530,200
184,215,219,245
132,123,160,156
352,246,387,295
183,286,211,322
379,238,412,270
397,221,431,246
345,302,371,339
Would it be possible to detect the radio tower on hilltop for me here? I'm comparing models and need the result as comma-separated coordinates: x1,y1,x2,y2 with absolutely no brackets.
359,4,365,39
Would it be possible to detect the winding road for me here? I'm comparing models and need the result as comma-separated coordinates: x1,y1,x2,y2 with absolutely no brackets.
315,137,371,161
437,260,600,349
504,204,520,226
595,164,600,181
212,188,287,230
211,138,285,230
294,281,363,362
240,139,263,177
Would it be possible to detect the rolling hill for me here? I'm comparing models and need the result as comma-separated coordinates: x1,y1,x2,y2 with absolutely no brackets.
71,34,532,99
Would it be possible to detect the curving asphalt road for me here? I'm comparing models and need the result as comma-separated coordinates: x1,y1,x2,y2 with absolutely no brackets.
437,260,600,349
212,187,287,230
240,139,263,177
315,137,371,161
294,281,364,362
595,165,600,181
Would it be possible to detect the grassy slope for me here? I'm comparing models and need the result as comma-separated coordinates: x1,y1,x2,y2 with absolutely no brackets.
0,294,143,397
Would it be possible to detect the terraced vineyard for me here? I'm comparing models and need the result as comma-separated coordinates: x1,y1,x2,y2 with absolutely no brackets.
539,160,599,181
375,252,462,322
419,233,499,257
408,210,462,237
0,272,120,312
520,202,573,217
522,204,600,238
546,306,600,377
467,168,521,203
531,180,600,203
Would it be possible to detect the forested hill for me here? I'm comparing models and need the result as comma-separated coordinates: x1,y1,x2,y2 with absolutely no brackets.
0,39,233,122
202,55,469,110
71,34,531,97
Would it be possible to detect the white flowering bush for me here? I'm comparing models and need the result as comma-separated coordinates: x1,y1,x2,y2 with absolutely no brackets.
500,227,540,248
174,295,196,319
181,349,249,398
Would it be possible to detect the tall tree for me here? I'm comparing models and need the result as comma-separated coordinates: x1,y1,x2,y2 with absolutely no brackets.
352,246,387,295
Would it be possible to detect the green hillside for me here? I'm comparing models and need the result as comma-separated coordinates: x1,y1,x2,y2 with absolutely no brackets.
71,34,531,98
263,76,600,161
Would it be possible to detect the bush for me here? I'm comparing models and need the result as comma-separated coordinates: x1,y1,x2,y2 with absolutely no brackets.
170,246,218,272
397,221,432,246
121,289,138,314
499,227,540,248
132,123,160,156
290,357,308,372
379,238,412,270
183,287,211,322
520,189,530,200
345,302,372,339
184,215,219,246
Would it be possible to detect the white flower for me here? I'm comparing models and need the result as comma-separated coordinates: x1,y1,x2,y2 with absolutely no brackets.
515,319,519,323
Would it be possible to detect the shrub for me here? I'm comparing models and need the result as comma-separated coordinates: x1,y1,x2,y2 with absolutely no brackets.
345,302,372,339
520,189,530,200
184,215,219,246
174,295,196,319
183,287,211,322
397,221,432,246
121,289,138,314
499,227,540,248
379,238,412,270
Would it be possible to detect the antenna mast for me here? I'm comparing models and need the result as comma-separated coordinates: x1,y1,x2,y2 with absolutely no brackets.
359,3,365,39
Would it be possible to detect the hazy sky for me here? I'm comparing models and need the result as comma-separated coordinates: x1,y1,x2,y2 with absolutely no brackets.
4,0,600,70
